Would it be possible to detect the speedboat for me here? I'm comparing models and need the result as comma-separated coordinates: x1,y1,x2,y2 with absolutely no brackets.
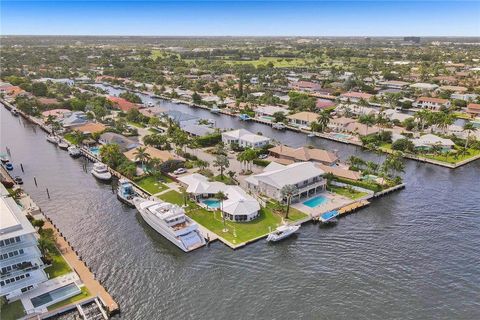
210,107,221,113
91,162,112,181
0,155,10,164
46,135,59,144
11,109,19,116
307,133,316,138
14,176,23,185
5,163,14,171
238,114,251,121
147,102,154,107
67,146,82,158
319,210,339,225
266,225,300,242
272,123,286,130
117,178,137,207
57,140,69,150
133,197,206,252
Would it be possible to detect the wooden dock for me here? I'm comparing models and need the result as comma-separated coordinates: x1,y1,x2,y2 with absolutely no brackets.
338,200,370,216
42,218,120,315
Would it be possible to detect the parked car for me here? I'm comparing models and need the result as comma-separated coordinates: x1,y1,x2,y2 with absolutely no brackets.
14,176,23,185
173,168,187,175
5,163,13,171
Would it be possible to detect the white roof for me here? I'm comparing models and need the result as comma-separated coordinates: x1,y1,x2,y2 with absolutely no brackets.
0,184,36,239
250,162,324,189
410,83,438,90
178,173,224,194
222,129,270,143
413,134,455,147
254,105,288,116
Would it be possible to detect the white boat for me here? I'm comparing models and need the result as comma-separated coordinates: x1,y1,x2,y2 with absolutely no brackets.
0,155,10,164
91,162,112,181
117,178,137,207
57,140,69,150
272,123,286,130
307,133,316,138
11,109,19,116
67,146,82,158
133,197,206,252
266,225,300,242
210,107,221,113
147,102,154,107
46,135,59,144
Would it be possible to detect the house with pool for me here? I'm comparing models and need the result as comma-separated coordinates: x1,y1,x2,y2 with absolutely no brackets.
245,162,326,204
178,174,261,222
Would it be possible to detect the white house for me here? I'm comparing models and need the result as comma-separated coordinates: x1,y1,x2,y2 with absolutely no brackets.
412,134,455,150
413,97,451,111
254,105,288,118
221,129,270,148
178,174,260,222
0,185,48,299
246,162,326,203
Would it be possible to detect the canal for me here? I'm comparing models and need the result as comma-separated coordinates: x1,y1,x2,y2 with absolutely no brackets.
1,105,479,320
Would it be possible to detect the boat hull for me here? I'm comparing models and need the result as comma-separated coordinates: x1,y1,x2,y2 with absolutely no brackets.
117,193,136,208
91,171,112,181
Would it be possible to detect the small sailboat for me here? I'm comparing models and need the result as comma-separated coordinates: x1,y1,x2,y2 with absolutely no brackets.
46,135,59,144
67,146,82,158
266,225,300,242
117,178,137,207
91,162,112,181
57,140,69,150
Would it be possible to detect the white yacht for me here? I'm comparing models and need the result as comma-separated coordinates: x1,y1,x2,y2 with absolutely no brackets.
266,225,300,242
133,197,206,252
91,162,112,181
57,140,69,150
46,135,59,144
67,146,82,158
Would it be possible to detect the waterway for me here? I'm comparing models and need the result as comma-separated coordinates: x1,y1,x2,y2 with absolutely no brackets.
1,103,479,320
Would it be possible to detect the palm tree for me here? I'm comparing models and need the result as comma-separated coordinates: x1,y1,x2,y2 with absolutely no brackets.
381,152,405,180
280,184,298,220
215,191,228,232
311,111,331,133
134,146,151,168
414,109,431,131
214,154,230,179
359,114,376,136
72,131,86,146
463,122,477,149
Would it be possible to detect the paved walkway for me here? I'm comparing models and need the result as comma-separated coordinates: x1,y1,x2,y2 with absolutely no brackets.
43,220,119,314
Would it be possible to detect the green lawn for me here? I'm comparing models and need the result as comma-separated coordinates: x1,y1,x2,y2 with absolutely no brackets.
47,286,91,311
213,174,236,185
423,148,480,164
327,185,369,200
63,133,78,145
0,300,25,320
158,190,184,205
44,249,72,279
127,121,146,128
134,176,169,195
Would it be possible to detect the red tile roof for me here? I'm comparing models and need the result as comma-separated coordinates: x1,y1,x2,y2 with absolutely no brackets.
417,97,449,104
107,96,140,112
316,99,335,109
341,92,373,100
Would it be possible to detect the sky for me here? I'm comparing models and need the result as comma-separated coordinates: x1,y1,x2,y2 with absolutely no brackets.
1,1,479,37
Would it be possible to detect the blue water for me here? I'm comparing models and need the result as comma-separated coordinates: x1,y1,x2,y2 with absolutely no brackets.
89,146,100,156
31,284,80,308
202,199,221,208
303,196,329,208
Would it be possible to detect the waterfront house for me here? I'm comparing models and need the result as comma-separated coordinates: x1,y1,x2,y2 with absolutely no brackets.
41,109,72,120
413,97,451,111
124,146,183,163
328,117,356,132
221,129,271,149
287,112,320,128
344,122,381,136
339,92,373,103
182,124,215,137
73,122,107,135
316,163,362,181
336,104,378,117
382,109,413,122
254,105,288,119
107,96,141,112
62,111,89,128
466,103,480,117
411,134,455,151
377,80,410,90
178,174,260,222
246,162,326,203
0,184,48,299
139,106,167,118
165,110,199,128
410,83,439,91
99,132,139,152
268,145,338,166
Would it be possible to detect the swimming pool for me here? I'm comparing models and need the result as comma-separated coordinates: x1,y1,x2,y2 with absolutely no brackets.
31,283,80,308
303,196,329,208
89,146,100,156
333,133,351,140
202,199,221,209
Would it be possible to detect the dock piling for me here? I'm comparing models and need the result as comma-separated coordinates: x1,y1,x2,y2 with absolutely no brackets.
46,188,50,199
20,163,24,173
34,176,38,187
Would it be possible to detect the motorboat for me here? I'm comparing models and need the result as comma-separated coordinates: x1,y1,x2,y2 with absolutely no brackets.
5,163,14,171
147,101,154,107
0,155,10,164
57,140,69,150
133,197,206,252
91,162,112,181
46,135,59,144
319,210,339,224
117,178,137,207
307,133,316,138
11,109,19,116
67,146,82,158
210,107,221,113
238,114,251,121
266,224,300,242
272,123,286,130
14,176,23,185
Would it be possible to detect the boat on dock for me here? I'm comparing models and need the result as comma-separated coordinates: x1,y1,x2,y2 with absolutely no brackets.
46,135,59,145
68,146,82,158
117,178,137,207
133,197,206,252
266,224,300,242
238,114,251,121
91,163,112,181
272,123,286,130
319,210,339,224
58,140,69,150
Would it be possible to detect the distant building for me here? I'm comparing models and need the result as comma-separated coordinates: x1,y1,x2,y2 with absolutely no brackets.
339,92,373,103
287,112,320,128
467,103,480,116
403,36,421,44
0,184,48,299
221,129,270,149
268,145,338,166
414,97,451,111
